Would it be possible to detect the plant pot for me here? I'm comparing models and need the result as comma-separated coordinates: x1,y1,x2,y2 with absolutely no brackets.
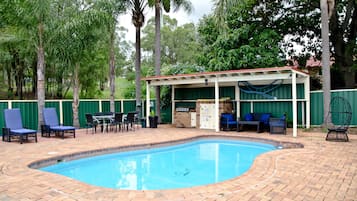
140,118,146,128
149,116,158,128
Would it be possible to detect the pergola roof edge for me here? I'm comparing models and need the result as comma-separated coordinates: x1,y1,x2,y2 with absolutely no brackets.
142,66,308,82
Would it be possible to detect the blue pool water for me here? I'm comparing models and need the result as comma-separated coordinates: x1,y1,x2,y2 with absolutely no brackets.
41,139,276,190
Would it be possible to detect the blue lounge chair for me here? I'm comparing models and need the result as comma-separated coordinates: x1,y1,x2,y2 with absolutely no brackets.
42,108,75,139
2,108,37,144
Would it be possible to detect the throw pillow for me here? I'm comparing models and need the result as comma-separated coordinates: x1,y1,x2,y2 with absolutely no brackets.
260,113,271,125
244,113,253,121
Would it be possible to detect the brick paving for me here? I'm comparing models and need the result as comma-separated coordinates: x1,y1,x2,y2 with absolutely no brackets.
0,125,356,201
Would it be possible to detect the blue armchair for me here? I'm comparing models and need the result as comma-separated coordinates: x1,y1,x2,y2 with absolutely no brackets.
220,113,237,131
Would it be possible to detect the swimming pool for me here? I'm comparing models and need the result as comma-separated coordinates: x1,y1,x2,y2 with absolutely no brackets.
40,139,277,190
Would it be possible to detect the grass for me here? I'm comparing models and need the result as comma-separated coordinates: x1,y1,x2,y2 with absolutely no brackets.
100,77,131,99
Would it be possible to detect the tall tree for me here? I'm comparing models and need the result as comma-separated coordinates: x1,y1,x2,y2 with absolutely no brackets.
201,0,356,89
2,0,51,128
55,2,106,127
212,0,237,32
321,0,334,125
148,0,192,122
198,2,283,71
142,15,199,65
96,0,126,112
330,0,356,88
130,0,146,115
33,0,50,130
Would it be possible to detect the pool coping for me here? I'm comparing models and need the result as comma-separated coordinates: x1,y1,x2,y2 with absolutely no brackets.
2,127,355,200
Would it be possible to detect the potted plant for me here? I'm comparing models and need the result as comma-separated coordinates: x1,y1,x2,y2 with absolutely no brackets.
149,110,158,128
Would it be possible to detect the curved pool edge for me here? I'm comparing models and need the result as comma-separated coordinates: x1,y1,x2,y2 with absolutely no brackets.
28,135,303,170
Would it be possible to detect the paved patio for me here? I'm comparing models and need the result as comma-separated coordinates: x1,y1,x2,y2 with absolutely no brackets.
0,125,356,201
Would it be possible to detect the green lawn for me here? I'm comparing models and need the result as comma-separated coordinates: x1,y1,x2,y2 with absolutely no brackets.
100,77,131,99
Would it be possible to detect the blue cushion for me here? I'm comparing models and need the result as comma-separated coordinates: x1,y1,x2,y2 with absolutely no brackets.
281,115,286,120
244,113,253,121
222,113,234,121
260,113,271,125
50,126,75,131
43,108,60,127
11,128,37,135
4,109,24,130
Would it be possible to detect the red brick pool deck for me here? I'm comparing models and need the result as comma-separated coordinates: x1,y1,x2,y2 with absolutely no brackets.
0,125,356,201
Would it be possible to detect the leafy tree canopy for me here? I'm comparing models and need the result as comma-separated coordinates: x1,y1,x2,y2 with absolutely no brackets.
200,0,357,88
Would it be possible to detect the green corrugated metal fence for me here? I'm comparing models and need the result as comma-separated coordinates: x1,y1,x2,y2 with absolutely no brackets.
1,89,356,135
310,89,357,125
0,99,146,134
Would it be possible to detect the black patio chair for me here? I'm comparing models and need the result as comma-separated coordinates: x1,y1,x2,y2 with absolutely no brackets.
85,113,98,134
111,113,123,132
269,114,287,135
124,112,136,131
325,96,352,142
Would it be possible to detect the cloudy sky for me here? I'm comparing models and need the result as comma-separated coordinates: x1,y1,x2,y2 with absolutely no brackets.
118,1,215,42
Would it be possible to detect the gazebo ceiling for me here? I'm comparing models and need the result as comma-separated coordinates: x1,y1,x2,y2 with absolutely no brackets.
142,66,309,86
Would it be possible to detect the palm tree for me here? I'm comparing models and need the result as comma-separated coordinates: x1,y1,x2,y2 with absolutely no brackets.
130,0,147,114
28,0,50,130
148,0,192,122
96,0,127,112
212,0,237,33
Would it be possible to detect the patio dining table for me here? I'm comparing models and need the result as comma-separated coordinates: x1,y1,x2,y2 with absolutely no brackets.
92,112,114,133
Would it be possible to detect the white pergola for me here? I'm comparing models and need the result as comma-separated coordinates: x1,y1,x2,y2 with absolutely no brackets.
142,66,310,137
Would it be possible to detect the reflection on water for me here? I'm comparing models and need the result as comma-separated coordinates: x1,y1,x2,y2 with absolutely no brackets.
41,140,275,190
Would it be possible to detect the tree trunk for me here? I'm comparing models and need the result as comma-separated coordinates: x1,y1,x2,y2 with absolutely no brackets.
17,59,24,99
6,62,12,99
155,0,161,123
109,29,116,113
37,22,46,130
135,26,142,114
330,0,357,88
32,58,37,97
321,0,331,126
72,63,80,128
56,70,63,98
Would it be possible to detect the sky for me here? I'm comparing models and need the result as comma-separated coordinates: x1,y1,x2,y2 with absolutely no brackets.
118,1,215,43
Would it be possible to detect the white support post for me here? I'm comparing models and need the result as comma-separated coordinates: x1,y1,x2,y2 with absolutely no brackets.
215,78,220,132
59,100,63,124
146,81,151,126
99,100,102,112
121,100,124,113
302,102,305,127
304,76,311,128
301,101,306,127
292,72,298,137
172,85,175,124
235,84,240,120
8,100,12,109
